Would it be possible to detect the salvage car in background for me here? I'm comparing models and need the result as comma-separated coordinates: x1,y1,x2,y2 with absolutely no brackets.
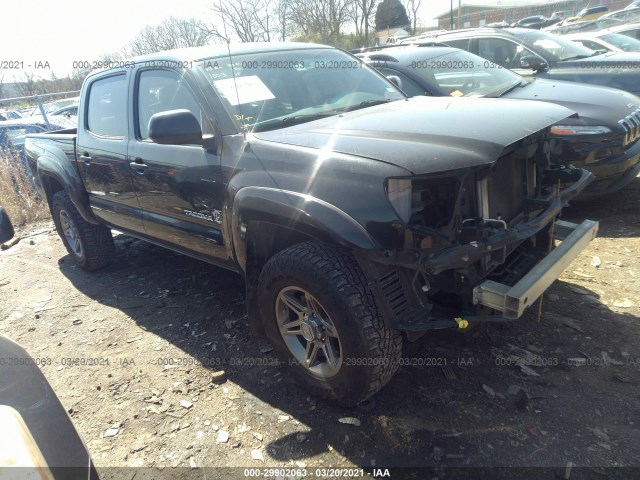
1,118,74,194
546,9,640,33
610,22,640,40
565,28,640,52
563,5,609,23
25,42,598,405
360,45,640,196
413,28,640,95
49,103,78,118
511,15,554,29
0,109,23,121
544,19,600,35
595,8,640,29
44,97,79,114
1,118,73,163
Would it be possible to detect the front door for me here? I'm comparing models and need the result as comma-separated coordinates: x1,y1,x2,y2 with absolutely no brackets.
128,68,229,261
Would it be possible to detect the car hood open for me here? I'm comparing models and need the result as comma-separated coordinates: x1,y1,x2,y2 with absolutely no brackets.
253,96,575,174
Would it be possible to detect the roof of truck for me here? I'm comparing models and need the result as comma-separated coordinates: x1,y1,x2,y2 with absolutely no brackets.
127,42,333,65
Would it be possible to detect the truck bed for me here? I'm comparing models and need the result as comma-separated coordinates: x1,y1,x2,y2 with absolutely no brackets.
27,128,77,140
25,129,78,182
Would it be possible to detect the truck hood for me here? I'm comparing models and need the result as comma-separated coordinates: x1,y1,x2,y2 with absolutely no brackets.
253,96,575,174
505,78,639,129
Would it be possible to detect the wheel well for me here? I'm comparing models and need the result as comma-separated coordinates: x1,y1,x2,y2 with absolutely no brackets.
244,221,321,338
41,175,64,210
245,221,317,286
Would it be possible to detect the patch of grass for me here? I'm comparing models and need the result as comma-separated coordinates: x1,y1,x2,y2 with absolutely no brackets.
0,151,48,226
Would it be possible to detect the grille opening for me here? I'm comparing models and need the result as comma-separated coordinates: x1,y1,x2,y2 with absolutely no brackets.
619,108,640,148
379,270,409,316
486,156,525,223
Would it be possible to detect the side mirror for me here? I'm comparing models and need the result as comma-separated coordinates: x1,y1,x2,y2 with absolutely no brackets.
0,207,15,244
148,109,203,146
520,56,548,71
202,134,218,154
386,75,403,90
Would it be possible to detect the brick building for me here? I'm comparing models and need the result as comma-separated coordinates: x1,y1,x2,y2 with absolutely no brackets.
435,0,631,30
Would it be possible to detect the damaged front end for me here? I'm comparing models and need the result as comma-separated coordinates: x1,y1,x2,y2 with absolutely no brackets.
359,131,598,334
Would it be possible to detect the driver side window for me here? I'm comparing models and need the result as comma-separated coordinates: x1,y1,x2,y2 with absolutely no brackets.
477,38,540,69
137,70,204,140
478,38,518,68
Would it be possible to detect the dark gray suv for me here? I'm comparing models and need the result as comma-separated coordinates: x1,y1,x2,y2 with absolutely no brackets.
407,28,640,95
360,45,640,196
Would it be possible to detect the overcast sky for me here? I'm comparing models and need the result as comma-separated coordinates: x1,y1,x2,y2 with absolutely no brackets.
1,0,492,79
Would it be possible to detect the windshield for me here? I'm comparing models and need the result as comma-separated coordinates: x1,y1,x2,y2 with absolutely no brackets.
601,32,640,51
516,30,596,60
198,48,405,132
405,49,524,97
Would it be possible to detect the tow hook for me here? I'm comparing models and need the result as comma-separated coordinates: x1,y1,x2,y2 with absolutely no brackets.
454,317,469,329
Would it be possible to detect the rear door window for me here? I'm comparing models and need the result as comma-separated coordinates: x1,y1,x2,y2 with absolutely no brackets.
477,37,540,69
86,75,127,138
443,38,470,50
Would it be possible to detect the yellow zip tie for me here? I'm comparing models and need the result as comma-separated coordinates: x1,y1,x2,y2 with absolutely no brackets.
454,317,469,329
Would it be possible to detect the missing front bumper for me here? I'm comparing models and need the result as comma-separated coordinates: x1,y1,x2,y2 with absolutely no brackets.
472,219,599,319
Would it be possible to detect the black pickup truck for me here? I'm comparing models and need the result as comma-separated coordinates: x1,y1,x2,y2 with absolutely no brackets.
25,43,598,405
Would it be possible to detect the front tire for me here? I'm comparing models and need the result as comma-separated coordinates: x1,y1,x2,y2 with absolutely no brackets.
258,241,402,405
52,191,114,271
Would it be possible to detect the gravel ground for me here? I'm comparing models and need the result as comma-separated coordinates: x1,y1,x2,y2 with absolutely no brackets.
1,177,639,479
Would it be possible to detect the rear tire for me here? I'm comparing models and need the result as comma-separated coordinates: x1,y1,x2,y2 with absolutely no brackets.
52,191,114,271
257,241,402,406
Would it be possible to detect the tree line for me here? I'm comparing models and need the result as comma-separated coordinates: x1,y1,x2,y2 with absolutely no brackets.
2,0,418,100
125,0,417,53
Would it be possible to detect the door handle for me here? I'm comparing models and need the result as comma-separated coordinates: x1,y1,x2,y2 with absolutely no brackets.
129,159,148,174
79,152,92,164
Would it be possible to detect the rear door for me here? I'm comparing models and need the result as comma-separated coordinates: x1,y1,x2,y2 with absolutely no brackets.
76,72,144,233
127,68,229,262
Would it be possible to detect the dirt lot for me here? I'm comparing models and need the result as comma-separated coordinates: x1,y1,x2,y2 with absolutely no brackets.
1,178,640,479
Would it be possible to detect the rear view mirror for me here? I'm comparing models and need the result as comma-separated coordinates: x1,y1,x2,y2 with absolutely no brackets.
520,56,548,71
0,207,15,244
148,109,203,146
386,75,403,90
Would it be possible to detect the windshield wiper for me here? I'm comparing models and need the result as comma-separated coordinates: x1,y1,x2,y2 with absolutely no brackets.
251,112,336,132
251,100,396,132
491,80,526,98
336,99,394,112
561,54,593,61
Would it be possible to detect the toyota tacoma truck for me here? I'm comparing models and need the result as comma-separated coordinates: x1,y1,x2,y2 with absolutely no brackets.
25,43,597,405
